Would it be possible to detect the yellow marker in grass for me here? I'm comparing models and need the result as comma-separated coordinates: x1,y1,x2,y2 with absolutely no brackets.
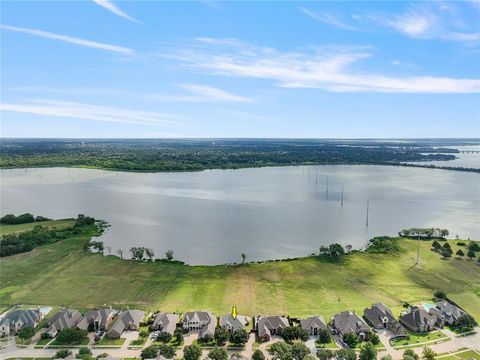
231,305,237,320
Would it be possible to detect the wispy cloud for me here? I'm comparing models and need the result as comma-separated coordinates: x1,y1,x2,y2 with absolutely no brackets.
176,84,253,103
301,7,358,31
163,38,480,93
92,0,140,24
0,100,181,127
0,24,133,54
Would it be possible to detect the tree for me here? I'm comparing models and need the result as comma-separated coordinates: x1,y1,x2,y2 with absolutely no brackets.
443,242,452,250
157,331,173,343
268,342,292,360
317,329,331,345
456,249,464,258
17,326,35,341
317,349,335,360
359,342,377,360
241,253,246,264
291,343,310,360
434,290,447,299
468,241,480,252
207,347,228,360
159,344,176,359
441,248,452,258
56,328,88,344
55,350,72,359
165,249,174,261
369,333,380,345
431,240,441,251
467,249,476,260
117,249,124,259
343,332,360,348
456,314,477,331
141,345,159,359
345,244,353,253
422,347,436,360
174,327,184,344
145,248,155,261
76,347,92,360
214,326,230,346
183,344,202,360
329,243,345,260
252,350,265,360
403,349,419,360
336,349,357,360
380,356,393,360
231,328,248,345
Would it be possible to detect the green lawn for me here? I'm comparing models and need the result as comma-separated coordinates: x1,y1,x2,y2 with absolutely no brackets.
315,339,338,349
391,330,449,348
0,227,479,322
437,349,480,360
35,337,53,346
0,219,75,236
49,338,89,347
128,337,146,346
96,337,126,346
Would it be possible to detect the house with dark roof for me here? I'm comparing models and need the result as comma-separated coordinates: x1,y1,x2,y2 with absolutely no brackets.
331,311,372,340
299,316,327,336
0,309,42,336
363,303,407,337
429,300,466,327
76,308,116,332
183,311,216,340
219,314,249,333
107,310,145,339
46,309,82,337
399,306,436,333
256,316,290,341
151,312,179,335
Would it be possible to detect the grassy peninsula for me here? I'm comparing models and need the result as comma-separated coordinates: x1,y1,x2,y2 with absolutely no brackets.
0,221,479,321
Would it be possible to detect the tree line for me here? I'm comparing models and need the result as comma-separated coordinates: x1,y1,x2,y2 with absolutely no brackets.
0,213,50,224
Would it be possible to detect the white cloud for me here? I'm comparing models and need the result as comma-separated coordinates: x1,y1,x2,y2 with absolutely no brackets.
0,24,133,54
164,38,480,93
176,84,253,103
92,0,141,24
0,100,181,127
301,7,358,31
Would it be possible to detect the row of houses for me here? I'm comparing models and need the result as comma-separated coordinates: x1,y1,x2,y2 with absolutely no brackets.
0,299,469,342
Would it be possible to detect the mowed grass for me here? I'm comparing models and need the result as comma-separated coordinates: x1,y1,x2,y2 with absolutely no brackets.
0,232,479,321
0,219,75,236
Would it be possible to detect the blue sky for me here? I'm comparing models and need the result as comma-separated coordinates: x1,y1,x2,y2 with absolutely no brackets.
1,1,479,138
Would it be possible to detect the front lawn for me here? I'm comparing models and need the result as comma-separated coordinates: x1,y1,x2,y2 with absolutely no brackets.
315,338,338,349
129,338,146,347
35,337,52,346
49,338,89,347
391,331,449,348
96,337,126,346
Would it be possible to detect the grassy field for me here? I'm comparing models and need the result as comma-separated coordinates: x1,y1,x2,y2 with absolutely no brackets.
0,219,75,236
437,349,480,360
0,227,479,321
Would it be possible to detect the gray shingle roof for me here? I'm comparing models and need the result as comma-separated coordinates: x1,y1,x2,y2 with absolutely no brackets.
76,309,116,331
107,309,144,338
0,309,40,328
399,306,436,332
300,316,327,331
219,314,248,332
257,316,289,338
152,313,179,334
332,311,371,336
46,309,81,335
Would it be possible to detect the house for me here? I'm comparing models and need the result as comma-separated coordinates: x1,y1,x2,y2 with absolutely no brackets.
399,306,436,333
219,314,249,333
429,300,466,327
183,311,216,340
256,316,290,341
0,309,42,336
363,303,407,337
151,312,179,335
299,316,327,336
45,308,82,337
76,308,116,332
331,311,371,340
107,309,145,339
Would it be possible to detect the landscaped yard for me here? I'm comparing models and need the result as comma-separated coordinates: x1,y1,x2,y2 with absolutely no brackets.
436,349,480,360
391,331,449,348
49,338,90,347
128,337,146,347
315,338,338,349
0,224,479,323
35,337,53,346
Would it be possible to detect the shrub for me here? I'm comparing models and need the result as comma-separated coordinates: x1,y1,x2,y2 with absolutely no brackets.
434,290,447,299
252,350,265,360
359,342,377,360
343,332,360,348
157,331,172,343
141,345,159,360
183,344,202,360
207,347,228,360
158,344,175,359
55,350,72,359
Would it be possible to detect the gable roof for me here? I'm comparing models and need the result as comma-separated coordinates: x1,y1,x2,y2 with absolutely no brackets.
299,316,327,331
364,303,395,328
47,309,81,334
0,309,40,328
184,311,214,324
152,313,179,334
107,309,144,337
220,314,248,332
430,300,465,322
77,308,116,330
332,311,371,335
257,316,289,338
400,306,436,330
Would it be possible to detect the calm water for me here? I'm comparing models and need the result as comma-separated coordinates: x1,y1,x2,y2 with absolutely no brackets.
1,166,479,265
404,145,480,169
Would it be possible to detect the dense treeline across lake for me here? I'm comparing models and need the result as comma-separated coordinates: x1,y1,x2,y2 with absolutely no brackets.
0,214,97,257
1,138,478,172
0,212,49,224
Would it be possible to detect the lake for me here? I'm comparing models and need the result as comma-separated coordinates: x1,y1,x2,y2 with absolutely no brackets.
1,165,479,265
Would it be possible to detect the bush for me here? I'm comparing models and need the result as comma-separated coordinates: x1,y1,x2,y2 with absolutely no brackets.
56,328,88,345
343,332,360,348
183,344,202,360
55,350,72,359
141,345,159,360
434,290,447,299
207,347,228,360
231,328,248,345
368,333,380,345
252,350,265,360
159,344,176,359
41,332,52,339
359,342,377,360
157,331,172,343
317,329,332,345
317,349,334,360
17,326,35,340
